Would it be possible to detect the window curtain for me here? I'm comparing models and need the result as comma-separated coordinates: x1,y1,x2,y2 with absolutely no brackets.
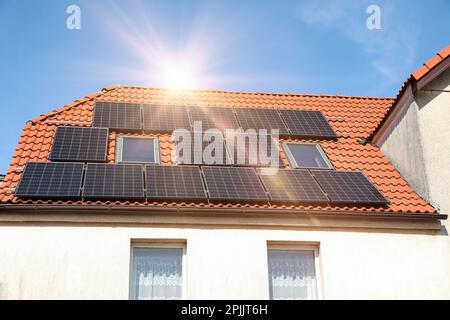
268,249,317,300
131,247,183,300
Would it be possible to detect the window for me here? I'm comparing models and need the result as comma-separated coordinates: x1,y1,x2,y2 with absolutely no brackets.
117,136,159,164
267,247,319,300
130,246,185,300
283,143,332,169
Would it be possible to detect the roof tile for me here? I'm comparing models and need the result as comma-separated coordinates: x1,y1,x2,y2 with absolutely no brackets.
412,65,430,80
438,45,450,60
424,54,443,70
412,45,450,80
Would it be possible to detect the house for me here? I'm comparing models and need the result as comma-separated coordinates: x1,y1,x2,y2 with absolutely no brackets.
0,46,449,300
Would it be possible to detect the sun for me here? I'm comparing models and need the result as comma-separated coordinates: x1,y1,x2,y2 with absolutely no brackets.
160,62,198,89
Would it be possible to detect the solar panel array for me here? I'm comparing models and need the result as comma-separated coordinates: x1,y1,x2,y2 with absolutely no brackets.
146,165,207,200
15,162,84,198
15,100,379,205
235,108,289,135
260,169,328,203
310,170,388,204
189,106,240,131
202,166,268,201
279,110,337,138
49,126,108,162
93,102,141,130
92,101,337,139
142,105,191,132
15,161,388,205
83,163,144,199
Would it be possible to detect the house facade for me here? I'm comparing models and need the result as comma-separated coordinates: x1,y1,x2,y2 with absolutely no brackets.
0,47,449,300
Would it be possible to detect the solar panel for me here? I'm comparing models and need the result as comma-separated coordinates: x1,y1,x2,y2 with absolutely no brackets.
173,132,231,165
142,104,191,132
278,110,337,138
226,133,283,167
234,108,289,135
83,163,144,199
49,126,108,162
202,166,268,201
93,101,142,130
145,165,207,200
260,169,328,203
310,170,388,205
189,106,239,131
15,162,84,198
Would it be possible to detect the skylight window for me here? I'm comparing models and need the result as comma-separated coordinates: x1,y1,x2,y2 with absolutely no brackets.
116,136,159,164
283,143,332,169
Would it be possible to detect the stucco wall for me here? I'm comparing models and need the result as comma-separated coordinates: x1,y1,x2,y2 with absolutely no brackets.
378,91,430,201
415,69,450,219
0,224,449,300
377,69,450,222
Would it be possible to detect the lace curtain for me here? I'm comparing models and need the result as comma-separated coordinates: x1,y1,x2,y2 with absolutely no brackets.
131,247,183,300
268,249,317,300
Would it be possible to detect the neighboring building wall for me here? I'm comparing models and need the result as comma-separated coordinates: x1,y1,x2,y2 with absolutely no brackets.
0,223,449,300
376,69,450,222
376,89,430,201
415,69,450,220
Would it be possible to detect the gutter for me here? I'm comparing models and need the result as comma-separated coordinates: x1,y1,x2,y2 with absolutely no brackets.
0,204,446,220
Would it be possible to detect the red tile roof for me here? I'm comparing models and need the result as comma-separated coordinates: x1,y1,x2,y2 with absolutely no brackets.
0,85,439,217
367,45,450,143
411,45,450,81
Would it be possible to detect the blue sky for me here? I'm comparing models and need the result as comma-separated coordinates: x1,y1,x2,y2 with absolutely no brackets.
0,0,448,172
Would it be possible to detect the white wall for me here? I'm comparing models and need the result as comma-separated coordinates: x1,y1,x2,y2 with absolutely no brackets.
415,70,450,220
377,69,450,225
378,93,430,201
0,223,449,300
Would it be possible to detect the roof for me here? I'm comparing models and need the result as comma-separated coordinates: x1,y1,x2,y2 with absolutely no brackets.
0,85,439,217
411,45,450,81
368,44,450,142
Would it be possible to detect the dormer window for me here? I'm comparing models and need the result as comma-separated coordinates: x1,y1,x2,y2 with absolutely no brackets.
283,143,332,169
116,136,160,164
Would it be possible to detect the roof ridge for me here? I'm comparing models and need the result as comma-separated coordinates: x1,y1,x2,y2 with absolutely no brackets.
104,85,395,101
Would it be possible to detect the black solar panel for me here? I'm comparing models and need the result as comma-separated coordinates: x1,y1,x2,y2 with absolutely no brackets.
226,133,283,167
49,126,108,162
202,166,268,201
234,108,289,135
15,162,84,198
142,105,191,132
83,163,144,199
189,106,239,131
279,110,337,138
145,165,207,200
310,170,388,205
93,101,142,130
260,169,328,203
173,132,231,165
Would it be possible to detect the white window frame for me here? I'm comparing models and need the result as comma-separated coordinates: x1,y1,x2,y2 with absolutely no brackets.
282,142,333,169
266,242,323,300
129,241,187,300
116,136,160,164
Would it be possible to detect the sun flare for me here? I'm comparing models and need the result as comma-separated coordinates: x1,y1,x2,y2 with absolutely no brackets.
160,62,198,89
